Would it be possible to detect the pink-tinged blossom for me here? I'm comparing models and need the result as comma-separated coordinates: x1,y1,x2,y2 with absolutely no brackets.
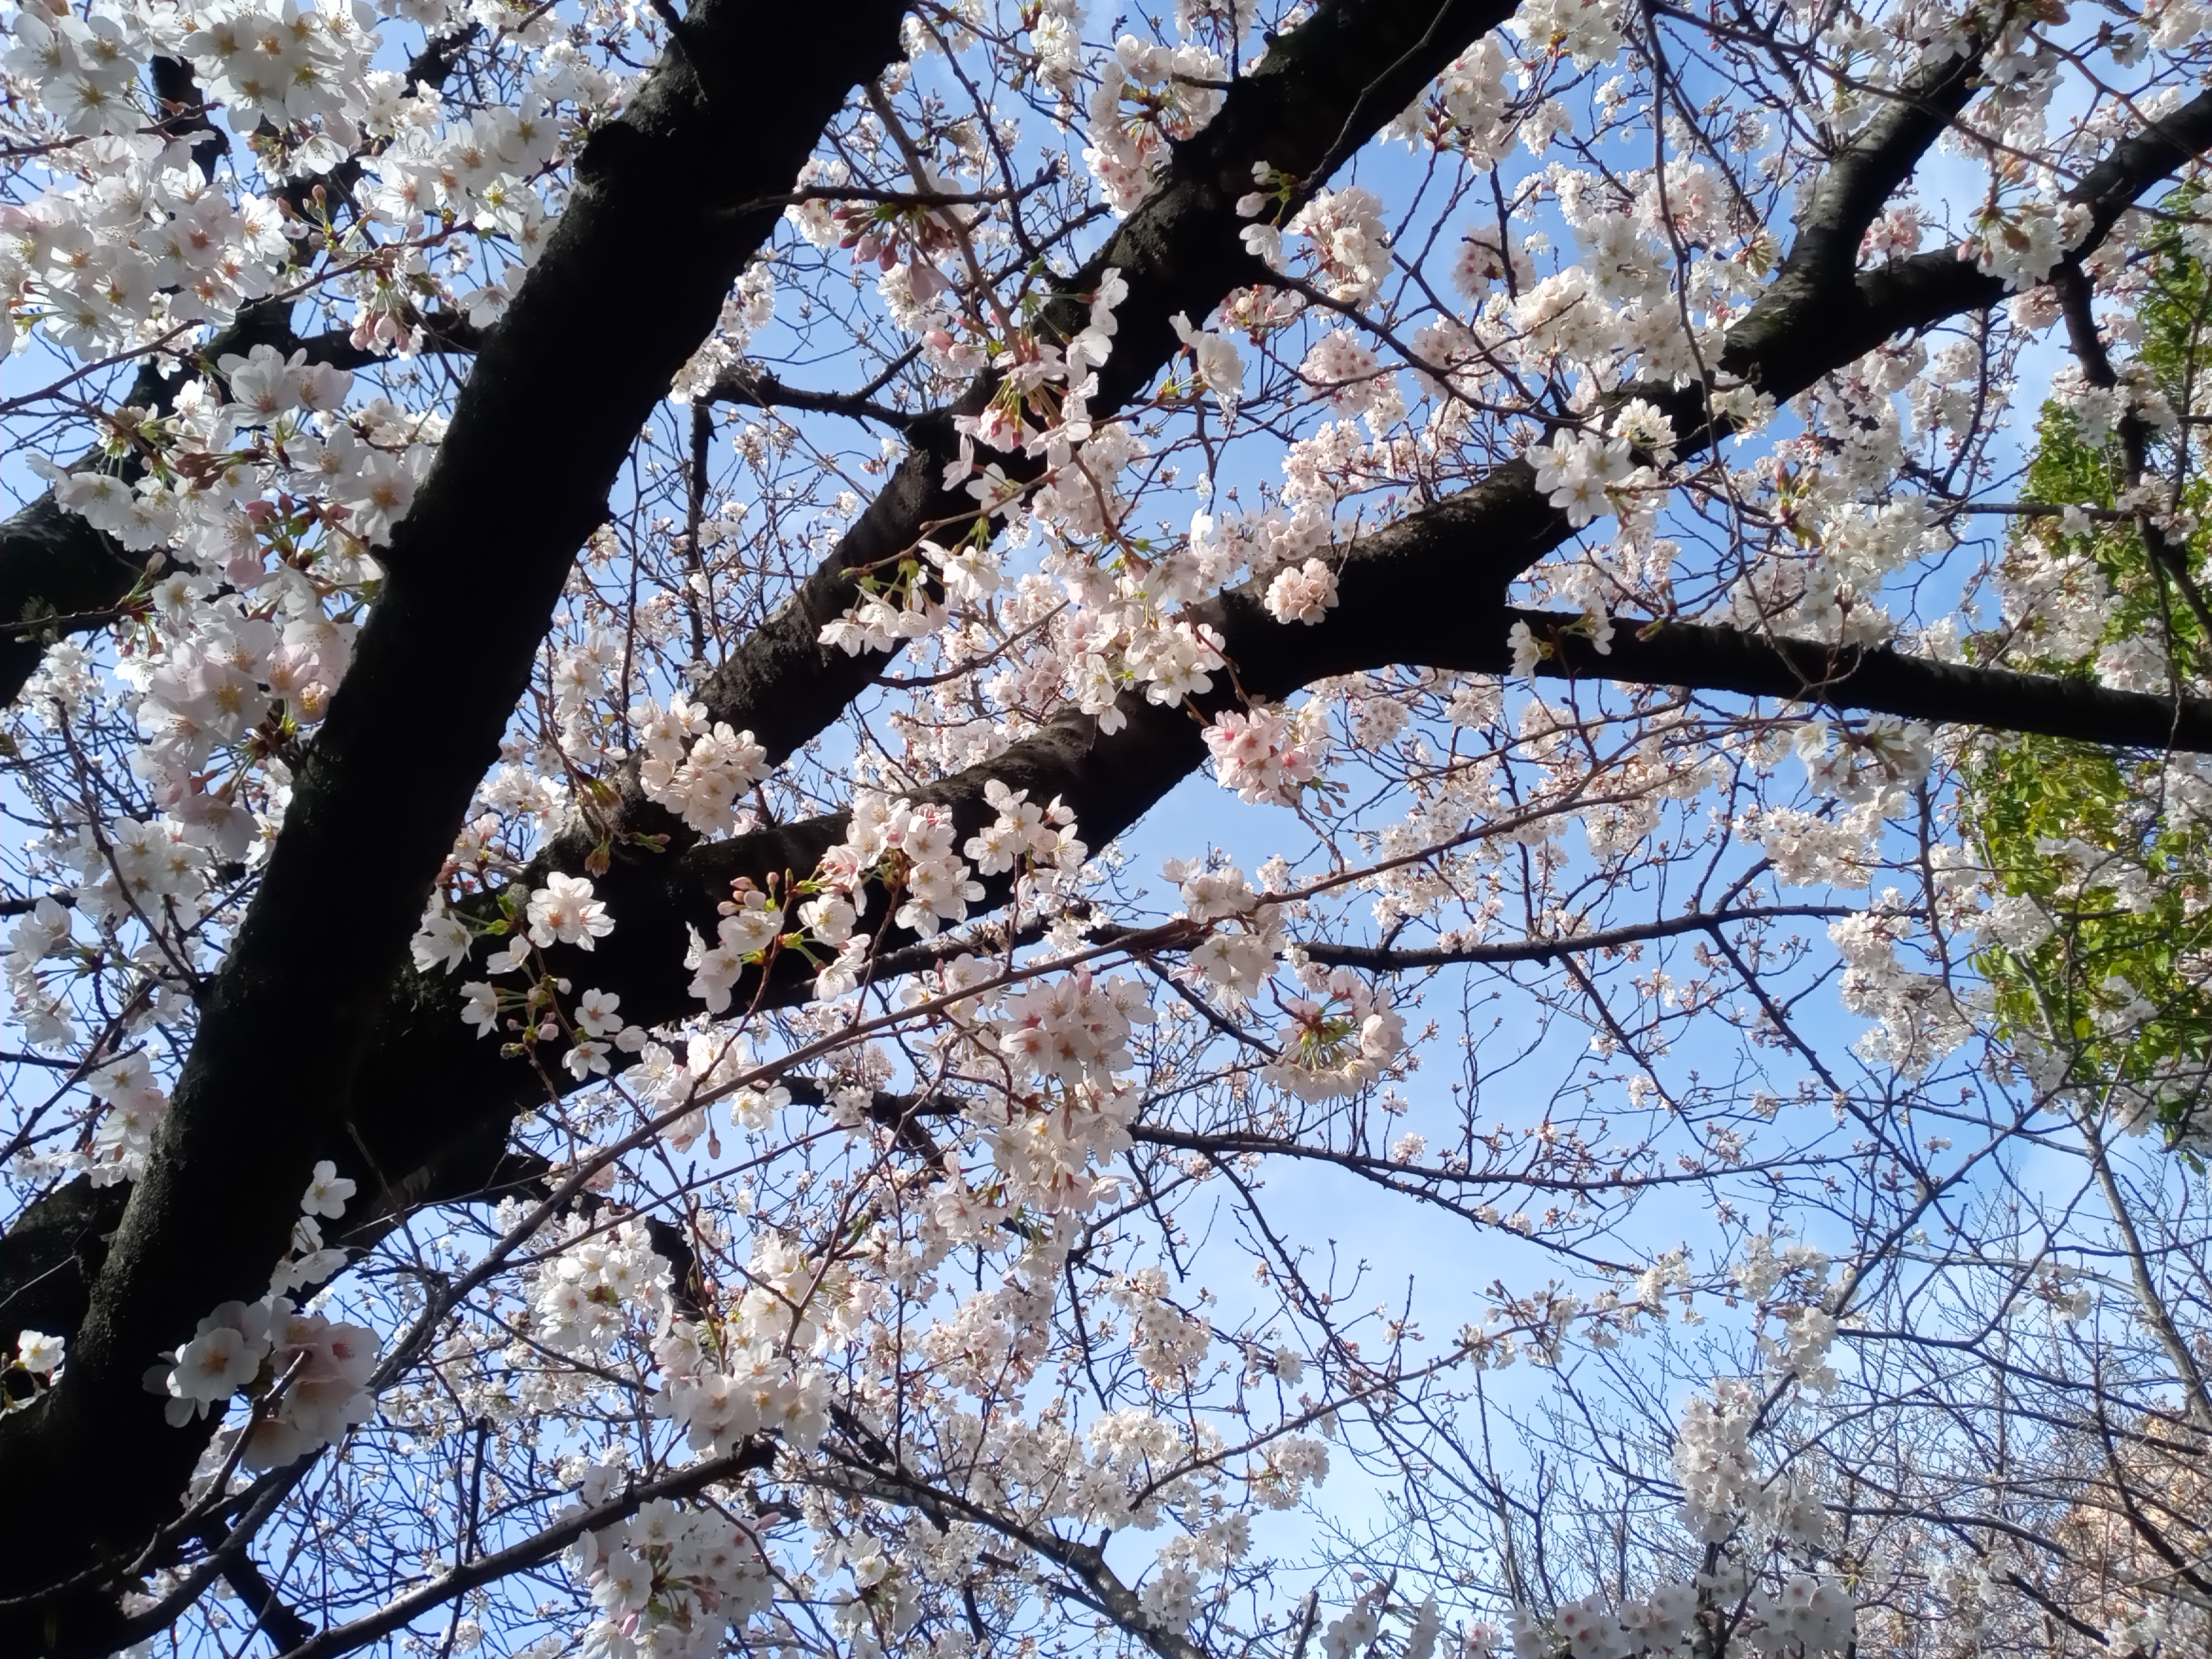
1264,558,1340,625
460,981,499,1037
526,873,614,950
1287,186,1391,303
633,694,768,836
1188,928,1278,1005
686,885,786,1013
1963,202,2090,293
86,1052,169,1185
963,780,1084,878
1133,620,1228,705
170,1323,261,1405
1299,329,1382,414
575,988,623,1038
1262,966,1407,1100
1204,705,1328,804
1531,428,1634,526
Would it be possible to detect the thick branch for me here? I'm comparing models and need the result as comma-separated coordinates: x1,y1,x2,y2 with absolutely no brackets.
493,1,1566,1036
1759,41,1986,314
198,1527,314,1655
643,0,1525,793
9,54,2212,1654
272,1443,772,1659
173,74,2212,1349
1731,84,2212,392
0,2,908,1646
1297,904,1854,970
1506,610,2212,750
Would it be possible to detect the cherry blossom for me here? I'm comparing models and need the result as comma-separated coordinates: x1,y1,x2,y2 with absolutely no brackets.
5,0,2212,1652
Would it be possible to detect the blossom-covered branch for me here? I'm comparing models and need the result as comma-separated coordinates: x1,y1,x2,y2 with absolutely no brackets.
562,0,1526,828
0,0,909,1643
7,0,2212,1654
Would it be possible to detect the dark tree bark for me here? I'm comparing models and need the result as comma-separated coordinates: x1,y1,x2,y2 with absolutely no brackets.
303,65,2212,1238
534,0,1528,878
0,3,909,1648
0,32,482,708
2,13,2209,1650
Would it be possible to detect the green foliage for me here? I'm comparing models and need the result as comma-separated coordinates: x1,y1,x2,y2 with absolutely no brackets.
1965,730,2212,1138
1962,194,2212,1143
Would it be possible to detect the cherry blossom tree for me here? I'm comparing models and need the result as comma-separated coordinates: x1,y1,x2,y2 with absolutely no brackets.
3,0,2212,1657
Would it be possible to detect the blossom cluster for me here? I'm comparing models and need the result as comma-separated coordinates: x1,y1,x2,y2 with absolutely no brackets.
652,1311,837,1455
528,1217,673,1356
1671,1377,1828,1548
149,1293,378,1470
634,695,770,838
1083,35,1230,214
684,883,787,1015
565,1484,773,1659
1263,962,1409,1101
1204,703,1331,805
